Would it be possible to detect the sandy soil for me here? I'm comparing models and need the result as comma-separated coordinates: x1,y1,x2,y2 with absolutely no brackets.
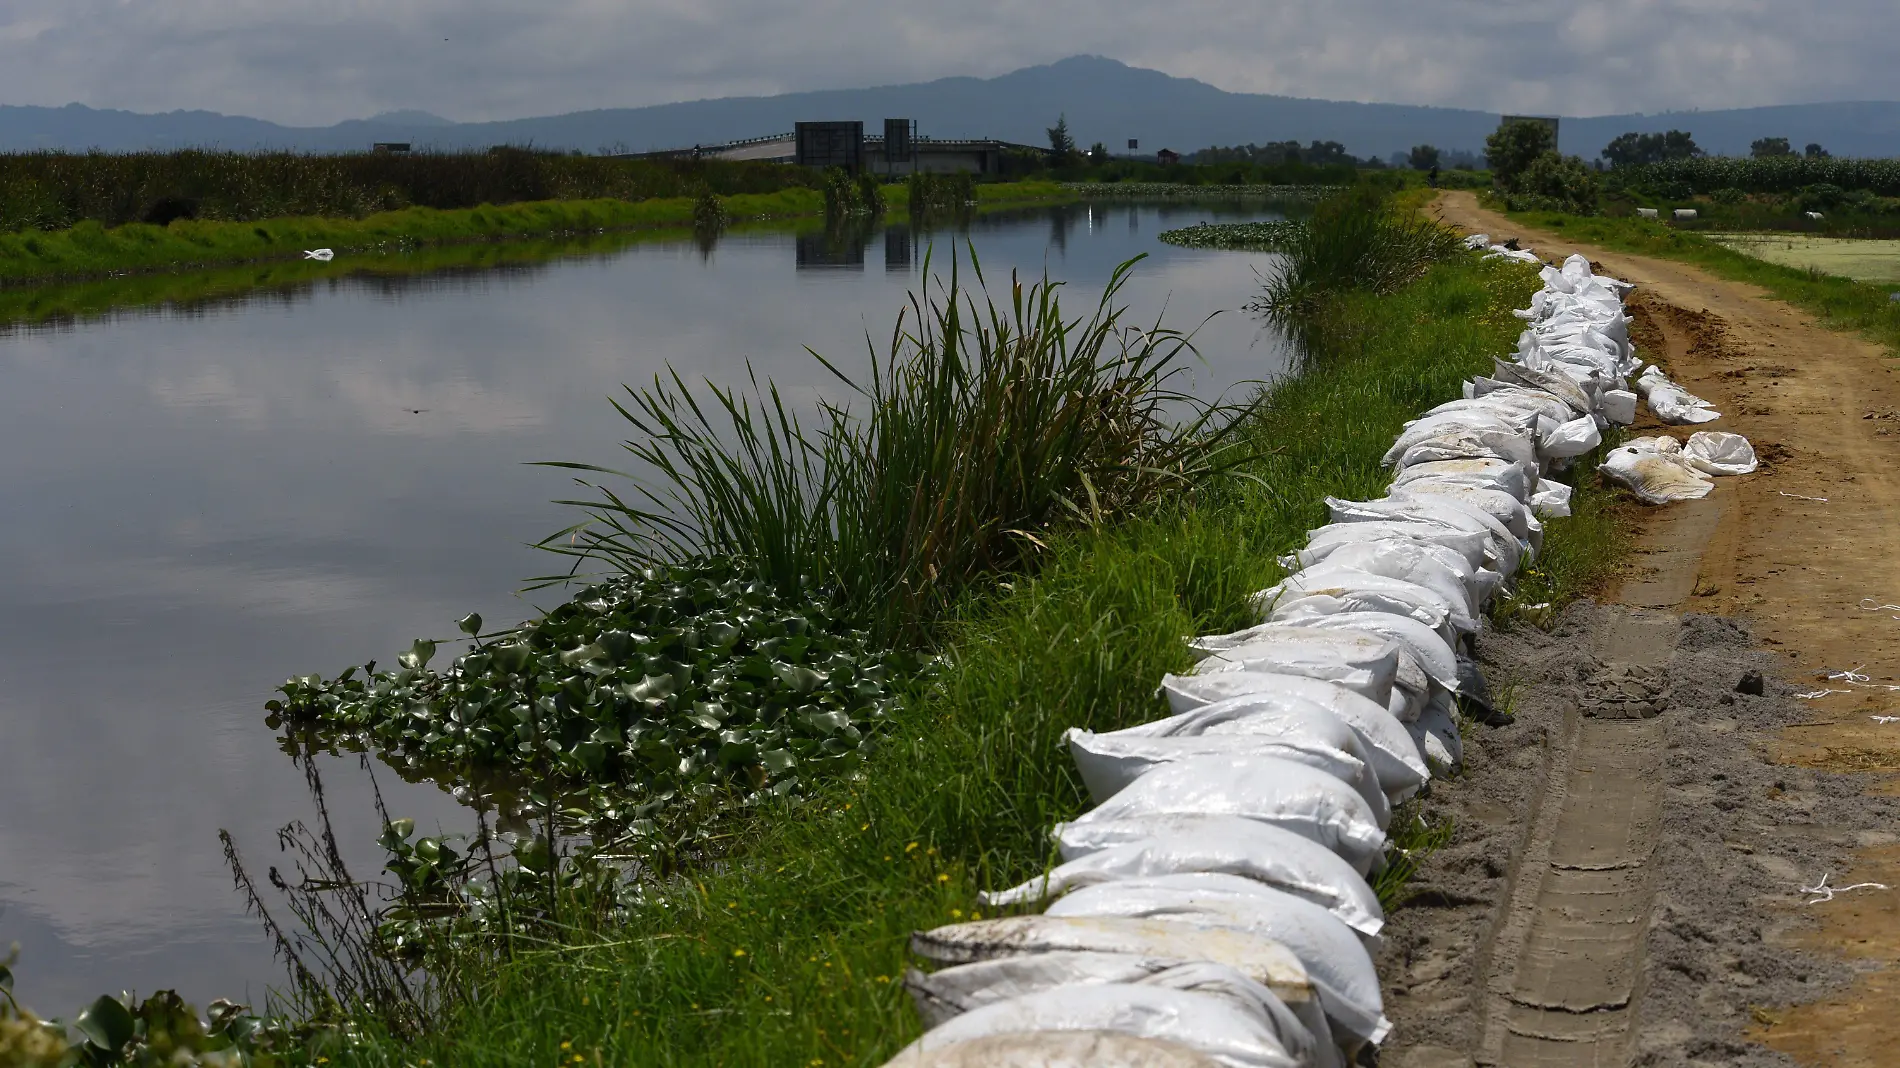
1380,194,1900,1065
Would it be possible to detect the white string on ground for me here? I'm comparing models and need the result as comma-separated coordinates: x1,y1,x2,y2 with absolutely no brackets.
1778,491,1830,502
1857,597,1900,620
1796,688,1851,699
1872,715,1900,724
1800,872,1891,905
1822,665,1872,683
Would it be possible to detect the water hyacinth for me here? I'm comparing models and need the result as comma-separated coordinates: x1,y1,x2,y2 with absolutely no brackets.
269,558,923,811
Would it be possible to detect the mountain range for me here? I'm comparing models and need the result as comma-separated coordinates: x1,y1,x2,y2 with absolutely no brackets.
5,56,1898,160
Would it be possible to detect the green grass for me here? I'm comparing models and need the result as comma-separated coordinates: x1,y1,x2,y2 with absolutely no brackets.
0,182,1079,288
303,249,1632,1067
1498,206,1900,359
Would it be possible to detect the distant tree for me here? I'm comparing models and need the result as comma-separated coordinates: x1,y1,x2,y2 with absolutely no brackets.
1047,114,1077,161
1518,152,1599,212
1751,136,1794,158
1487,120,1556,189
1302,140,1352,166
1408,144,1441,170
1805,142,1831,159
1087,141,1109,165
1601,129,1702,168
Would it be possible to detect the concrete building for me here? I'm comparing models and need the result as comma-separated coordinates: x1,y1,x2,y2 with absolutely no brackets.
628,127,1041,175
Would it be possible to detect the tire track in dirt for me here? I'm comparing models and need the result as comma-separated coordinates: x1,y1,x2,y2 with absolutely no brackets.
1430,192,1900,1067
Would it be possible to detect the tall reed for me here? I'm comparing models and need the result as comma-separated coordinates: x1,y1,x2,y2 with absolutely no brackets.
540,251,1253,639
1254,184,1463,334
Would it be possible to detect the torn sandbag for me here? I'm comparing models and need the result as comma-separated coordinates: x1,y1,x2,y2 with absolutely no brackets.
983,818,1384,938
1528,478,1574,518
1043,874,1391,1045
1152,678,1430,795
1390,457,1539,502
879,1030,1227,1068
1599,440,1714,504
1254,566,1467,634
1061,756,1388,874
1637,366,1720,424
1405,690,1464,775
1682,431,1758,475
1600,388,1638,425
901,958,1342,1068
884,984,1309,1068
1463,234,1490,250
1064,731,1391,827
909,915,1311,1001
1536,413,1603,460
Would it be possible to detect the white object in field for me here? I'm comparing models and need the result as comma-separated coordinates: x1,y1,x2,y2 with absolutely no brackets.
1491,356,1595,415
1065,729,1391,827
1484,245,1543,264
1406,690,1464,775
1673,208,1698,220
1463,233,1491,250
303,248,334,261
1636,207,1659,219
1325,494,1523,577
1189,628,1403,703
902,957,1345,1068
1806,211,1824,220
1529,478,1574,518
1294,538,1487,613
1384,411,1536,468
1391,482,1536,546
1600,388,1639,425
879,1030,1225,1068
1681,431,1758,475
1152,678,1429,796
908,915,1313,1003
1600,441,1715,504
1062,756,1388,875
988,818,1384,938
1189,621,1432,721
1043,873,1391,1046
1535,413,1604,460
885,984,1308,1068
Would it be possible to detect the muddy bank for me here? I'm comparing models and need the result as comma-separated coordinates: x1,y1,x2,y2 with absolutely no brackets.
1377,604,1900,1067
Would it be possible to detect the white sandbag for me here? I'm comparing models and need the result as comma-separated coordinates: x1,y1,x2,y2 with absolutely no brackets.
1600,388,1638,425
1187,622,1431,721
1193,632,1399,709
1600,443,1714,504
901,957,1341,1068
1491,357,1594,416
1245,613,1459,694
987,818,1385,938
1152,679,1430,797
1045,874,1391,1046
882,1031,1227,1068
1390,457,1538,502
1637,366,1720,424
1063,756,1388,875
888,984,1306,1068
1673,208,1698,220
1390,483,1535,544
1636,208,1659,219
1405,690,1463,775
1254,566,1465,634
1463,234,1490,250
1484,246,1543,264
1383,411,1536,468
1682,431,1757,475
1536,413,1603,460
1065,732,1391,828
1325,494,1523,576
1528,479,1573,518
910,915,1311,1001
1297,522,1491,573
1290,539,1484,616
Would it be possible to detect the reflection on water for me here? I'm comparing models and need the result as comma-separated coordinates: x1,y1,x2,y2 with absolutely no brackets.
0,199,1293,1013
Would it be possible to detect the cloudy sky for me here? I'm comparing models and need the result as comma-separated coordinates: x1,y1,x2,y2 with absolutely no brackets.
0,0,1893,126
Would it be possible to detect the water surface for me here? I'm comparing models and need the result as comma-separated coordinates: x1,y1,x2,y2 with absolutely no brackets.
0,199,1293,1012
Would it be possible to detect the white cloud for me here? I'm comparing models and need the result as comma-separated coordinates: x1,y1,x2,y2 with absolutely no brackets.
0,0,1891,126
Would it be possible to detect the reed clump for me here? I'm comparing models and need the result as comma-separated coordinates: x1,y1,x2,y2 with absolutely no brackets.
543,252,1251,640
1254,184,1464,332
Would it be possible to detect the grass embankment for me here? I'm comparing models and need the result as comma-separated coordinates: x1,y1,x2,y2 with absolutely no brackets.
1498,207,1900,357
0,181,1076,288
317,248,1624,1067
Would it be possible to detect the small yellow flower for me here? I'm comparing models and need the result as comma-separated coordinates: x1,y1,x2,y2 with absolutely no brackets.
937,873,950,883
561,1041,572,1050
971,911,983,920
904,842,918,853
727,901,738,909
950,908,962,918
860,822,869,831
734,948,747,957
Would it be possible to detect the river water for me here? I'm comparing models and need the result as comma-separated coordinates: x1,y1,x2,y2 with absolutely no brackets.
0,199,1292,1013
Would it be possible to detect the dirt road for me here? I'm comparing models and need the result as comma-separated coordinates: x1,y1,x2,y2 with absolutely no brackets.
1429,192,1900,1066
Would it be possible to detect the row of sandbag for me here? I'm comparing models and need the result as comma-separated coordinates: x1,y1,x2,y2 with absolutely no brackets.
876,256,1674,1068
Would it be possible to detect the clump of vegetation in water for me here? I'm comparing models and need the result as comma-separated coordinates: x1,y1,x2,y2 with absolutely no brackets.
905,171,973,221
821,166,886,219
0,966,295,1068
271,558,920,813
1157,220,1302,251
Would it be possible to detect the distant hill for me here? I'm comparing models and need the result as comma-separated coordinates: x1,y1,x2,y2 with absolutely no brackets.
5,56,1898,160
